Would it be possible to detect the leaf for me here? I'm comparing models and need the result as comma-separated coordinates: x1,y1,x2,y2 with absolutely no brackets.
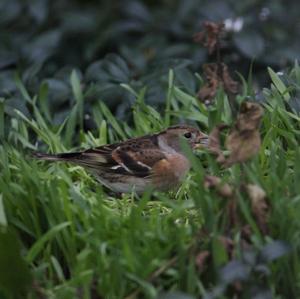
38,81,51,122
174,68,197,93
86,54,130,84
220,260,250,284
235,101,263,131
0,228,32,296
122,1,151,22
64,105,78,147
212,236,229,268
226,131,261,167
157,291,195,299
0,195,7,227
197,63,239,105
0,98,4,139
70,70,84,131
268,67,290,101
194,21,225,54
234,31,265,58
26,222,70,263
197,63,219,104
224,102,263,167
22,30,61,64
251,289,273,299
195,250,210,272
206,124,228,163
246,184,269,234
204,175,233,198
259,240,291,263
126,273,157,298
221,64,239,96
14,73,32,103
99,102,126,139
28,0,48,24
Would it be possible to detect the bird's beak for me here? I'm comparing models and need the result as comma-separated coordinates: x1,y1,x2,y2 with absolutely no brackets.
194,134,209,149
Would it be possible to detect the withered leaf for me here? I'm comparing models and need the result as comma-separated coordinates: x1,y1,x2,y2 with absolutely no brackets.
224,102,263,167
193,21,225,54
197,81,218,104
236,101,263,131
197,63,219,104
204,175,234,198
205,102,263,167
218,236,234,258
246,184,269,234
221,63,239,96
225,130,261,167
227,198,239,227
241,225,253,246
195,250,210,272
207,123,228,163
197,63,239,105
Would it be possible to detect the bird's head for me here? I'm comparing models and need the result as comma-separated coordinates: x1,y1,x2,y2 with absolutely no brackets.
158,125,209,153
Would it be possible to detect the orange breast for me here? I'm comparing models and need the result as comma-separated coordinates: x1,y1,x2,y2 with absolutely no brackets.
151,154,190,191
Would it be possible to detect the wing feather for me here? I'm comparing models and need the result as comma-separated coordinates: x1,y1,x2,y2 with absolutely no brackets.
34,134,166,178
78,136,166,177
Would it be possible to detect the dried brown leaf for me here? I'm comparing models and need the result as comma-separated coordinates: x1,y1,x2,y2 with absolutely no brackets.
194,21,225,54
241,225,253,246
227,198,240,227
205,102,263,167
197,63,239,105
197,63,219,104
204,175,234,198
207,123,228,162
224,102,263,167
197,81,218,104
195,250,210,272
236,101,264,131
246,184,269,234
221,63,239,95
225,130,261,167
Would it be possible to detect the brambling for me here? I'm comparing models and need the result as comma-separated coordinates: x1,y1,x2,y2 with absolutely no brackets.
34,125,208,194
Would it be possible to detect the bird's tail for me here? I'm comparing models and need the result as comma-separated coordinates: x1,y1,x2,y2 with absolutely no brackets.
32,150,109,170
32,151,82,162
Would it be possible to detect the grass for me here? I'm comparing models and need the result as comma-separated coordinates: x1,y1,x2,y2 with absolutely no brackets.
1,66,300,299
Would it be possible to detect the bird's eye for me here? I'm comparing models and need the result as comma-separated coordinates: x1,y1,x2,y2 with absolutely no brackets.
184,132,192,139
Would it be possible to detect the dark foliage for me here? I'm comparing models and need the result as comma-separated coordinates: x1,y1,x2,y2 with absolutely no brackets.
1,0,299,124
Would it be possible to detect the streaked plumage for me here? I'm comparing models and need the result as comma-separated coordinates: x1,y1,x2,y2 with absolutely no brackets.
33,125,208,194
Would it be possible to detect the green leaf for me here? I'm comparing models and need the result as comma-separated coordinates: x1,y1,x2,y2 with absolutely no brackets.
70,70,84,131
0,98,4,139
126,273,157,298
268,68,290,101
0,195,7,227
212,236,228,268
0,228,32,296
38,81,51,122
26,222,70,263
14,73,32,103
165,69,174,126
64,104,78,147
99,102,126,139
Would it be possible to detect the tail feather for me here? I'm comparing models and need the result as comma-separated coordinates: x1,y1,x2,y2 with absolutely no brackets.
32,150,108,169
32,151,82,161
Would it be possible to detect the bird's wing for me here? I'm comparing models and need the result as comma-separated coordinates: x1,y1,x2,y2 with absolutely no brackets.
34,135,166,178
79,136,166,177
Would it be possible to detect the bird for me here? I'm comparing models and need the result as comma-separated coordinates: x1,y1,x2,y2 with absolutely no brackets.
33,125,209,194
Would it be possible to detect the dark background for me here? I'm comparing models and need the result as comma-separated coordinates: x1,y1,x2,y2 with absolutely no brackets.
1,0,300,124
